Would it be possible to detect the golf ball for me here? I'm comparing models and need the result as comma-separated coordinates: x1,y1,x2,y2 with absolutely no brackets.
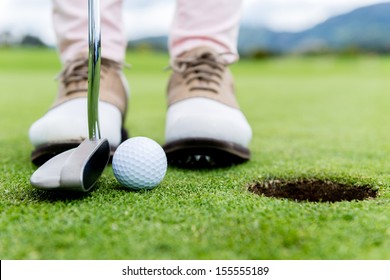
112,137,167,190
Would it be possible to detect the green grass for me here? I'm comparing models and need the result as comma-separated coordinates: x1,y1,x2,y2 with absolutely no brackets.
1,48,390,259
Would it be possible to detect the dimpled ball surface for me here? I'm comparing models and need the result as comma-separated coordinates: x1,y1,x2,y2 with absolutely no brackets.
112,137,167,190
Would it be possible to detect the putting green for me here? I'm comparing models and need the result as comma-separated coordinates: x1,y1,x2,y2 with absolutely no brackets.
1,48,390,259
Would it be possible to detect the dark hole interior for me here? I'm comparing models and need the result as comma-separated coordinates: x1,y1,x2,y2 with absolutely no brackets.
249,179,378,203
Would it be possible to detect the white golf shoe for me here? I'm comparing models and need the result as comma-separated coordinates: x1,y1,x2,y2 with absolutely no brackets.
29,56,129,165
163,47,252,167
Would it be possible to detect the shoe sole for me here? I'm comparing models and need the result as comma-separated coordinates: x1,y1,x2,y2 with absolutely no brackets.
163,138,250,168
31,128,129,166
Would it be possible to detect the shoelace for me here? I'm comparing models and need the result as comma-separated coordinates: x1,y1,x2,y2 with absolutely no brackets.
57,57,124,95
168,52,231,94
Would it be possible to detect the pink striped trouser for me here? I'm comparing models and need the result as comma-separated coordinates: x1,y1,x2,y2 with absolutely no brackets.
52,0,242,63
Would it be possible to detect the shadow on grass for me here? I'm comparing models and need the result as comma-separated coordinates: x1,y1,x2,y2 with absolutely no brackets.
26,186,94,202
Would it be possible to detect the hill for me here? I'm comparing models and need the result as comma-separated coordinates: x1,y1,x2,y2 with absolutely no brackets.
283,2,390,53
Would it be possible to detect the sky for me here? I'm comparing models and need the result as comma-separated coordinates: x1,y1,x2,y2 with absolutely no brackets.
0,0,389,45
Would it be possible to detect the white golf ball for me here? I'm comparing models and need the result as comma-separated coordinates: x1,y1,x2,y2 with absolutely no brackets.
112,137,167,190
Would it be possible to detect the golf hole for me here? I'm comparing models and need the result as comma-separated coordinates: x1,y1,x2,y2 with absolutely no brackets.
249,179,378,203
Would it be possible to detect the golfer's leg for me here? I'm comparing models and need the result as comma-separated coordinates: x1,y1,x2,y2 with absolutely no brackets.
30,0,128,165
52,0,126,63
169,0,242,60
164,0,252,166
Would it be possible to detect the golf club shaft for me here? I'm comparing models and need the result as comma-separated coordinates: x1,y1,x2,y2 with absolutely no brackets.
88,0,101,140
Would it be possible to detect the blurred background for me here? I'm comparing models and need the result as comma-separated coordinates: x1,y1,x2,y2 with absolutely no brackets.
1,0,390,58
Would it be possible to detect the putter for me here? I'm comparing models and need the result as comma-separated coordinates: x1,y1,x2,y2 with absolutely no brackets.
30,0,110,192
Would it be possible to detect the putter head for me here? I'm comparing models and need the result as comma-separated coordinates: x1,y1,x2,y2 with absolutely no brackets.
30,138,110,192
